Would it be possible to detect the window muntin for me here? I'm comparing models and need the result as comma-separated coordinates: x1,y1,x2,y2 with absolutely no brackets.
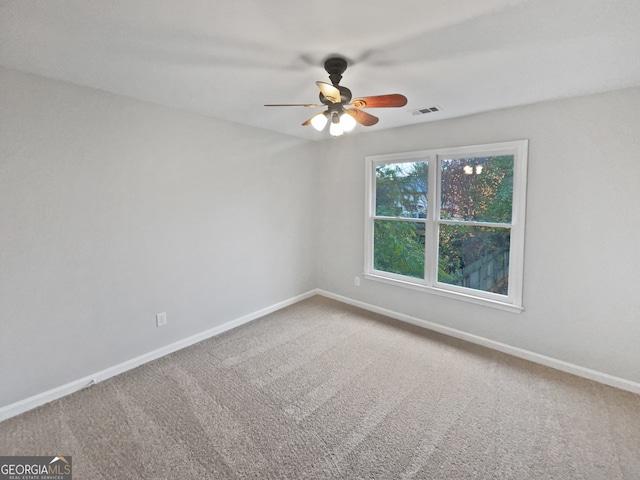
365,141,528,312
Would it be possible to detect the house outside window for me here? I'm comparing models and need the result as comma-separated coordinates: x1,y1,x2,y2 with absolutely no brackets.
364,140,528,312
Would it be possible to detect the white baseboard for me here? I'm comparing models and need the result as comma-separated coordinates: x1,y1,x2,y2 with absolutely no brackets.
3,288,637,423
316,289,640,396
0,290,317,423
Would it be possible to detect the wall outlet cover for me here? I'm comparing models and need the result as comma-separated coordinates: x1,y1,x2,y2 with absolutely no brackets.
156,312,167,327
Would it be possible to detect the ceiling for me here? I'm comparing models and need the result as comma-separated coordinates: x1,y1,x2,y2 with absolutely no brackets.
2,0,640,140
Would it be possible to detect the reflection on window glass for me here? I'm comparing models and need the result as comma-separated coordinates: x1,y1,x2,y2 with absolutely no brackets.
376,161,428,218
374,220,425,279
438,224,510,295
440,156,513,223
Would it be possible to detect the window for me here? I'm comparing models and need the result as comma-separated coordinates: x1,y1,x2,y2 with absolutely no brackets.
364,140,528,312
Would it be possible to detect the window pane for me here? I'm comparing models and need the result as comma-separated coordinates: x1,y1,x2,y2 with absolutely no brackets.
374,220,425,279
438,224,510,294
376,161,428,218
440,155,513,223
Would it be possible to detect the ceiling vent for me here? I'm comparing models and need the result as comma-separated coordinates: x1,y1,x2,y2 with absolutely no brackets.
412,106,441,116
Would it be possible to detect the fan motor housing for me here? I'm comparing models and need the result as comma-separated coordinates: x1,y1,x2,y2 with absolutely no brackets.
324,57,348,86
324,57,348,75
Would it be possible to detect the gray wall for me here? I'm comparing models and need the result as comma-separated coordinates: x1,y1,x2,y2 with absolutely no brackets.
0,67,319,408
2,65,640,410
316,86,640,384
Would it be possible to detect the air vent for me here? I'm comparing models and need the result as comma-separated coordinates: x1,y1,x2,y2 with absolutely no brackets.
412,106,441,116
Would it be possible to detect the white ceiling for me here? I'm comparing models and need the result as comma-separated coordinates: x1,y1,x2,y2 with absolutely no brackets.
2,0,640,140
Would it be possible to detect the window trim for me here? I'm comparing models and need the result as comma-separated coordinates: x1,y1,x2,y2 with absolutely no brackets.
364,140,528,313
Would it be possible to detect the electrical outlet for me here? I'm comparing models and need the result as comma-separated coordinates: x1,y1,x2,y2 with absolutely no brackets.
156,312,167,327
354,276,360,286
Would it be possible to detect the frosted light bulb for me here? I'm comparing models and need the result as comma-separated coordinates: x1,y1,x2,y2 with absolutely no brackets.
329,121,344,136
339,112,357,132
310,113,328,131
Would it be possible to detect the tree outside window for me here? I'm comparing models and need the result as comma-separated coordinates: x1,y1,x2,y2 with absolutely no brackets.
365,141,528,312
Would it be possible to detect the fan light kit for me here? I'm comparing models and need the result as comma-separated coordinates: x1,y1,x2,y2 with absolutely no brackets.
265,57,408,136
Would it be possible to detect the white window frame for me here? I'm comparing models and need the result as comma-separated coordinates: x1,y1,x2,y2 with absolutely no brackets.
364,140,528,313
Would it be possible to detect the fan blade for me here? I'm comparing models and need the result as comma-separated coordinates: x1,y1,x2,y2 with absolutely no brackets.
345,108,379,127
350,94,407,108
264,103,321,107
316,81,341,103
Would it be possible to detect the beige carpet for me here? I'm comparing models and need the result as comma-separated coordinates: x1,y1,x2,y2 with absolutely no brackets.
1,296,639,479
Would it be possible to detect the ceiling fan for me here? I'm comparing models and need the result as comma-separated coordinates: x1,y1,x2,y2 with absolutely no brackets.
264,57,408,136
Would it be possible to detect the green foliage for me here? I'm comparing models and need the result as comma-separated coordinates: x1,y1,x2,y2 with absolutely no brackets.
438,155,513,289
482,156,513,223
373,156,514,293
440,155,513,222
373,162,428,278
437,224,510,290
375,162,427,218
374,220,424,278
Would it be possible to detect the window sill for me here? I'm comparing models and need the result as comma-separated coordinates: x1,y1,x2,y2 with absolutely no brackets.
363,273,524,314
